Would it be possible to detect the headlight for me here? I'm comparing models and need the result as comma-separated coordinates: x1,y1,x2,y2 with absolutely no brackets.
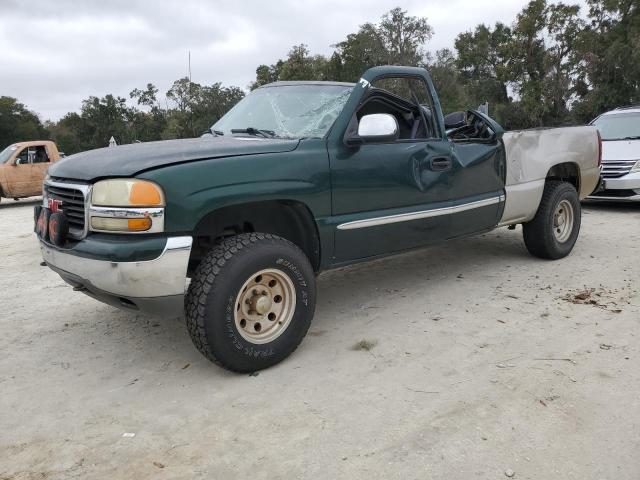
91,179,165,207
89,179,165,233
631,160,640,173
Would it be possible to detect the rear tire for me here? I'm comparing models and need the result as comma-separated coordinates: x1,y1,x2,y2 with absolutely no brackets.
523,181,581,259
185,233,316,372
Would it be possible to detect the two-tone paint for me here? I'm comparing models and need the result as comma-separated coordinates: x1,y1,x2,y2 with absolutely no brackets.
41,66,600,314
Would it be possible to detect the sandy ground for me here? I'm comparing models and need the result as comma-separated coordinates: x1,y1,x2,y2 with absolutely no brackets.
0,196,639,480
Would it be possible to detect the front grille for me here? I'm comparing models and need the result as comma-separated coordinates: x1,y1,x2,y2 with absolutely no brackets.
44,183,87,237
601,159,637,178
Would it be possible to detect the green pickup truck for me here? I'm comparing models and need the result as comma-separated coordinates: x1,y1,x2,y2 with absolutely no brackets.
36,66,601,372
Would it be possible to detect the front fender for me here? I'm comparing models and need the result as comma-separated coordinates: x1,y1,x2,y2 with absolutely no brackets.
137,139,332,234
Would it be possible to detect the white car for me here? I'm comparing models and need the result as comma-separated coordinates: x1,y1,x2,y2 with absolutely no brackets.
589,106,640,200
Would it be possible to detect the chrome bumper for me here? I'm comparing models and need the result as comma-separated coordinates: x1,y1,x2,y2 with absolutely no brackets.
40,236,192,316
603,171,640,190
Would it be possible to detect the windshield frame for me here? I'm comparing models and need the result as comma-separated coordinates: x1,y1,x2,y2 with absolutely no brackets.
591,111,640,141
211,83,355,140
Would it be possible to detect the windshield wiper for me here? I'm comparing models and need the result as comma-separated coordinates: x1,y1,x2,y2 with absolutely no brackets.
201,128,224,136
622,136,640,140
230,127,276,138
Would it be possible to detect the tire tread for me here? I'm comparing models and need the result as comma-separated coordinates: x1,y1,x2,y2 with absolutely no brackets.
185,233,311,371
523,180,580,259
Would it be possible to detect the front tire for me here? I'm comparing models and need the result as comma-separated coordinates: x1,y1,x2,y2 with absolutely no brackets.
185,233,316,372
523,180,581,259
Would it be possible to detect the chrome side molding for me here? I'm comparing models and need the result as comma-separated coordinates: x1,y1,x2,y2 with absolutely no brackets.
337,195,504,230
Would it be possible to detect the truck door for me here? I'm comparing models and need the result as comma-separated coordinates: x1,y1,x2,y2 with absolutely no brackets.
327,75,454,262
2,146,34,197
445,111,506,238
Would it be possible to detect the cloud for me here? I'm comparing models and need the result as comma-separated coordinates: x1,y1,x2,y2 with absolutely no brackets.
0,0,587,121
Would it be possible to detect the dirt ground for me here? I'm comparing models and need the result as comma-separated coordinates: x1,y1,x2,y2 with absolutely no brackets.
1,197,639,480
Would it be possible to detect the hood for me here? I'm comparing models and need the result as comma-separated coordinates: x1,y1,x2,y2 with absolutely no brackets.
601,139,640,161
49,136,300,181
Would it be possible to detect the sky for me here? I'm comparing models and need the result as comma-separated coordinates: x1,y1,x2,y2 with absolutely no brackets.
0,0,588,121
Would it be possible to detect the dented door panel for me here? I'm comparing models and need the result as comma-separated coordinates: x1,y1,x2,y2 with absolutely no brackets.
500,127,601,225
329,139,454,261
447,141,506,238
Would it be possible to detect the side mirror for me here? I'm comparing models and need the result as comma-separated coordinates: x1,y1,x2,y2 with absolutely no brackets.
345,113,399,146
444,111,467,130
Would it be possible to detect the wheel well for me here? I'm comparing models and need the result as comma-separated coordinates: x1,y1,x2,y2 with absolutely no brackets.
188,200,321,275
546,162,580,192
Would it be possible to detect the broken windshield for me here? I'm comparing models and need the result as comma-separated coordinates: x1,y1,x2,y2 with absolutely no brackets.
212,84,353,139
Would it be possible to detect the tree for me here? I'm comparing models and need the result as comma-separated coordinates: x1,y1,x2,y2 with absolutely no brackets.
0,97,49,149
499,0,586,127
164,78,244,138
250,44,329,88
46,112,85,154
332,23,388,82
454,22,511,109
505,0,552,127
572,0,640,122
331,8,433,82
6,1,640,152
250,8,434,86
78,94,136,147
377,7,433,66
130,83,160,109
544,3,584,122
250,63,282,90
427,49,470,115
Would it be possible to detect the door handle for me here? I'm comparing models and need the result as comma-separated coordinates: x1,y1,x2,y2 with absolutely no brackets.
430,157,452,172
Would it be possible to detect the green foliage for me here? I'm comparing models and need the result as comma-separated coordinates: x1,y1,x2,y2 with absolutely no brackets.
331,8,433,82
0,97,49,149
427,49,471,114
250,8,433,85
250,44,330,89
164,79,246,138
2,3,639,153
44,80,244,154
572,0,640,122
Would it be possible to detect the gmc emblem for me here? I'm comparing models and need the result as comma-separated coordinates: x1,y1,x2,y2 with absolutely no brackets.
48,198,63,213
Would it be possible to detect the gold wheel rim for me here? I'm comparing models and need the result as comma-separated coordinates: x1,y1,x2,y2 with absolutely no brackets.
234,268,296,344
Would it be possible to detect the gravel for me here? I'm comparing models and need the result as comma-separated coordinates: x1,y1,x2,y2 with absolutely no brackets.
1,197,639,479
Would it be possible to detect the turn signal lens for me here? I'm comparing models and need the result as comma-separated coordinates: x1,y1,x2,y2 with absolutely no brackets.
92,179,165,207
129,181,163,206
91,217,152,232
127,218,153,231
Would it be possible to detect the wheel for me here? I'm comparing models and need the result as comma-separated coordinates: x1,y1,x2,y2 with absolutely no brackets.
523,181,581,259
185,233,316,372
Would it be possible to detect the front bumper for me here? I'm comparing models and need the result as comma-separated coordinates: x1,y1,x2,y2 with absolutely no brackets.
588,171,640,201
40,236,192,317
